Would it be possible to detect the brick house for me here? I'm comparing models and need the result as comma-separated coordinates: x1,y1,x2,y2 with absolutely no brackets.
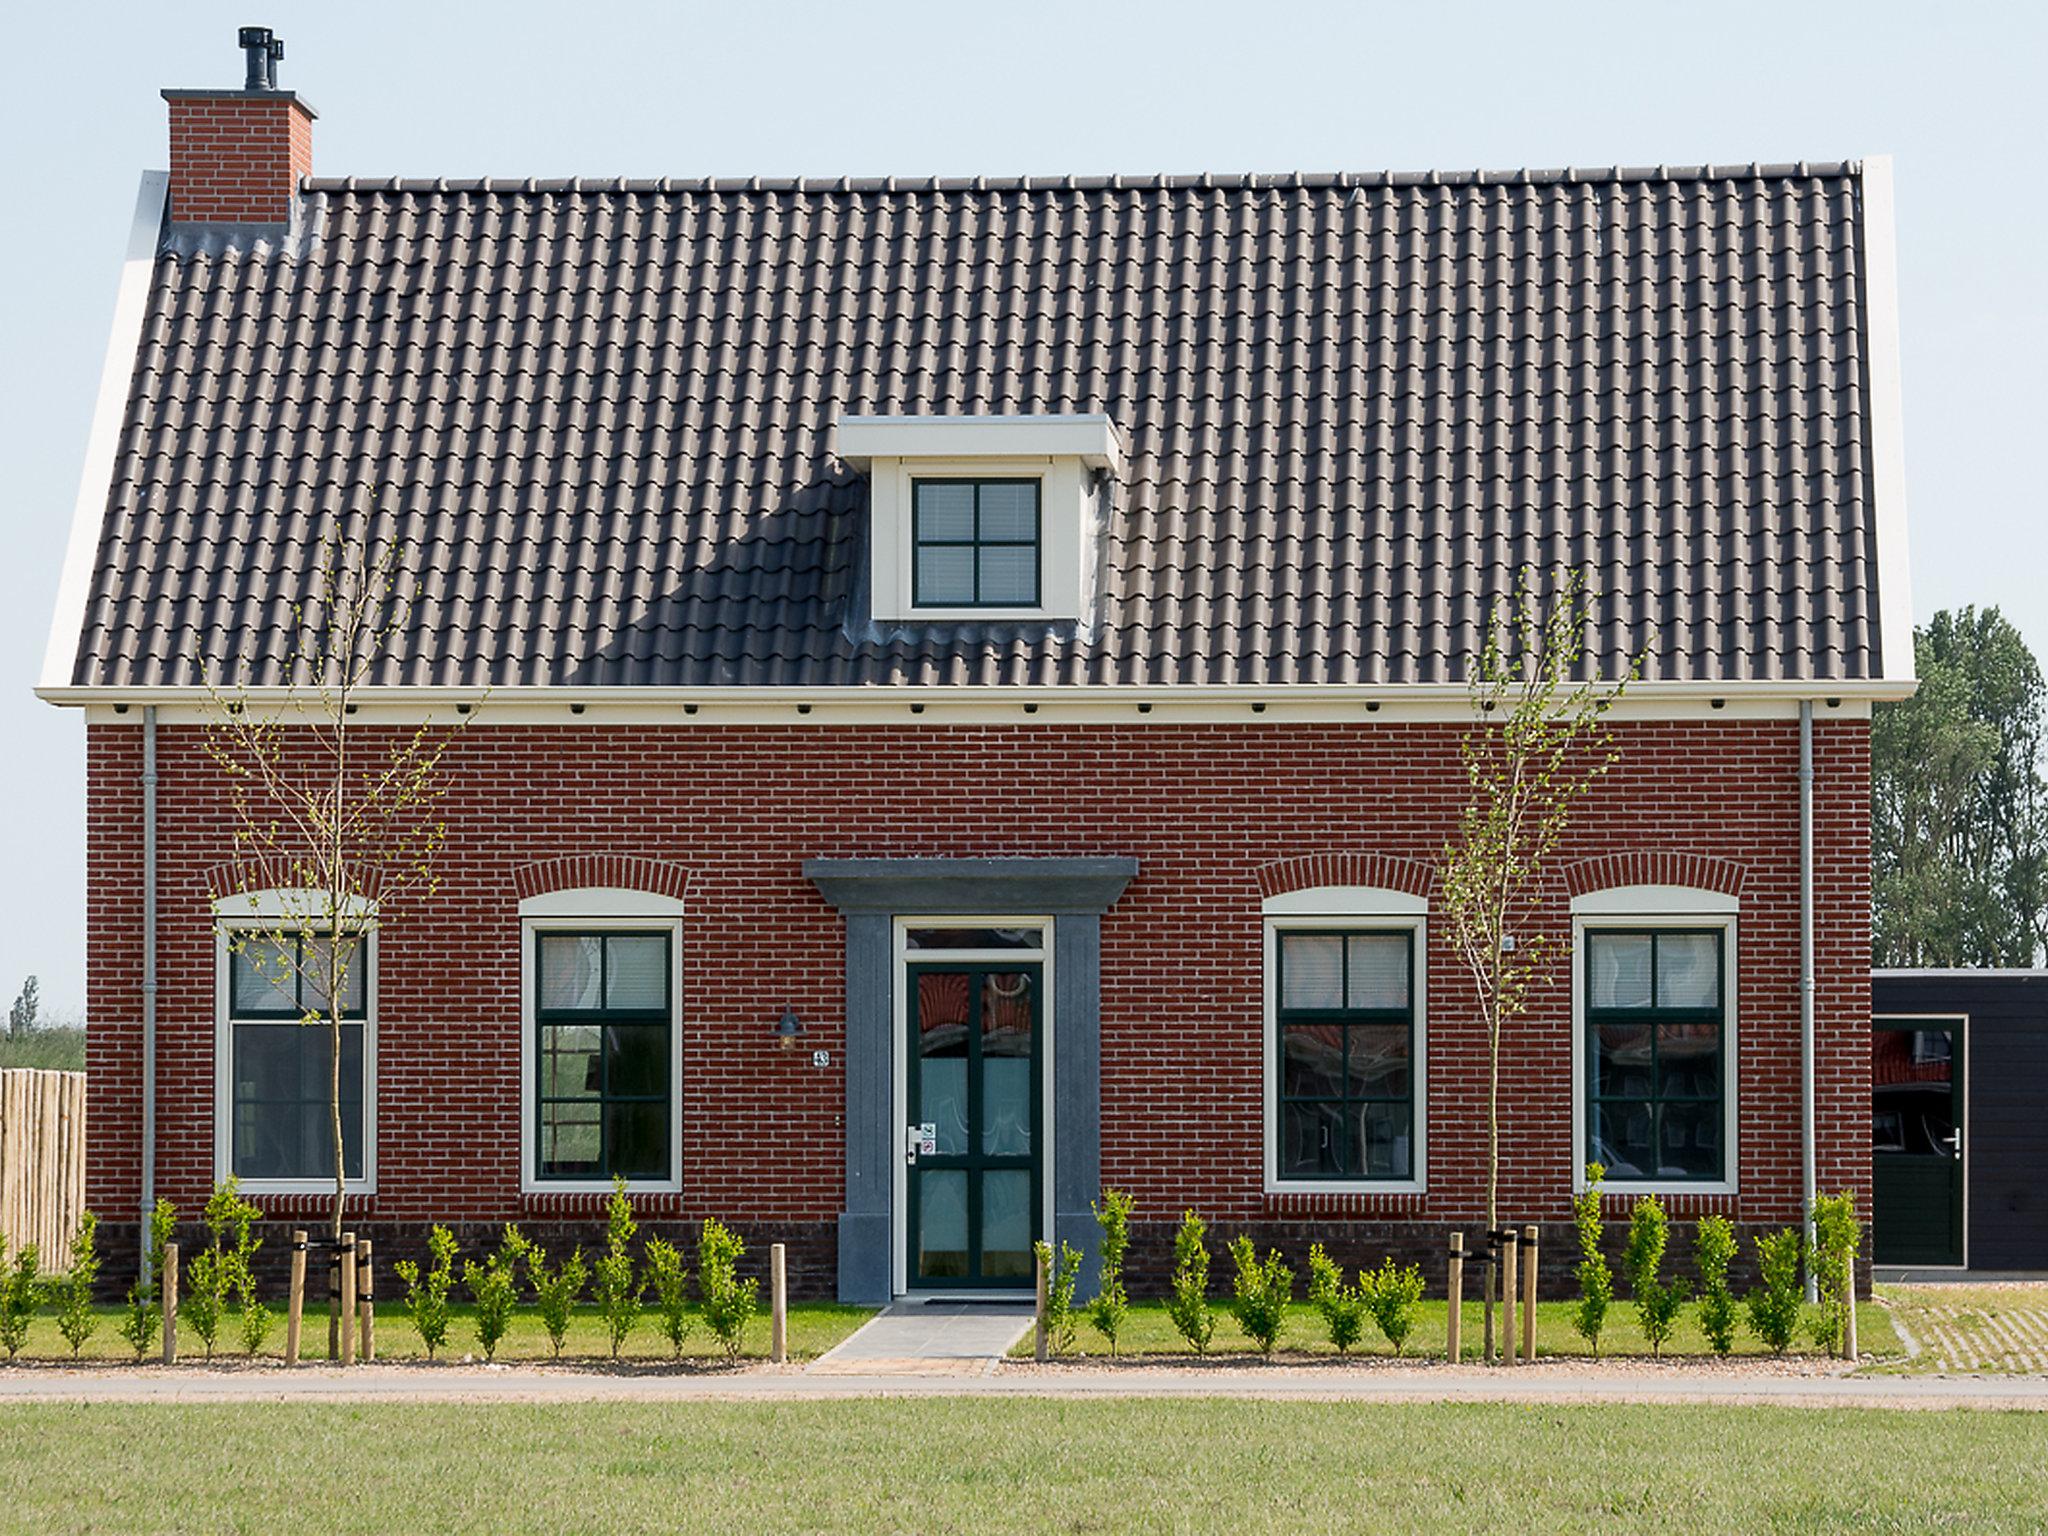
40,41,1914,1301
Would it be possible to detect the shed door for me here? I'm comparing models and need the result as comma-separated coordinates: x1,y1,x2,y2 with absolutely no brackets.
1871,1017,1965,1267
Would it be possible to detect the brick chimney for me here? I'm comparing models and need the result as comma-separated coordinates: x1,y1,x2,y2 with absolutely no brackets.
161,27,316,225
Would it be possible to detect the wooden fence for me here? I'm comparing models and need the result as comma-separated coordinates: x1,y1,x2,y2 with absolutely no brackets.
0,1069,87,1269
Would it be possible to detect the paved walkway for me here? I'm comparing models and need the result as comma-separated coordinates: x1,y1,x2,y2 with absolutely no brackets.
0,1362,2043,1409
808,1300,1035,1376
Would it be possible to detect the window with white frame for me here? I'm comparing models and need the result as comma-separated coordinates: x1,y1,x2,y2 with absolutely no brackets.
1263,888,1427,1191
520,890,685,1191
219,929,370,1187
1572,886,1738,1192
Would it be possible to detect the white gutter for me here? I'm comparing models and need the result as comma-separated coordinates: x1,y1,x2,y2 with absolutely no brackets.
140,705,159,1280
1799,699,1818,1299
35,678,1921,710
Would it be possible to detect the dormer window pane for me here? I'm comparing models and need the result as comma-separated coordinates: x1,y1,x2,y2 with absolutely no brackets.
914,483,975,542
912,479,1041,609
916,546,976,606
978,546,1037,605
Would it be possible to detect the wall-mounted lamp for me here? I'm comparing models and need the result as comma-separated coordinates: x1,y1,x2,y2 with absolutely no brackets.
775,1006,806,1050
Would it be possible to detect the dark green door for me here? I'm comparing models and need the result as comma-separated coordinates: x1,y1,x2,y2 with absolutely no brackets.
907,963,1042,1288
1872,1017,1965,1266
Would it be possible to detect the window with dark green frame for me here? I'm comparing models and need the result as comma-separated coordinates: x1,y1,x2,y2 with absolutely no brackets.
225,932,368,1183
533,931,674,1182
911,479,1041,607
1585,929,1726,1182
1275,930,1415,1181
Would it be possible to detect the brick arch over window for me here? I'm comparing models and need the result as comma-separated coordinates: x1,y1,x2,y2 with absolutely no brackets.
1559,852,1746,900
510,856,694,905
1254,853,1435,901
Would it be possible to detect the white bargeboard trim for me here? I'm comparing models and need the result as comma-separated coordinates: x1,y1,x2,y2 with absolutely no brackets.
42,169,167,692
1859,154,1917,687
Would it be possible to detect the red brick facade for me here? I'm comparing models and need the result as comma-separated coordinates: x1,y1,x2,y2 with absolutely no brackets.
84,716,1872,1289
164,93,312,223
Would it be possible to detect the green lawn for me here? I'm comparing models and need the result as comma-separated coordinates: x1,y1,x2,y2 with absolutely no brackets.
2,1300,873,1365
0,1399,2038,1533
1012,1299,1902,1361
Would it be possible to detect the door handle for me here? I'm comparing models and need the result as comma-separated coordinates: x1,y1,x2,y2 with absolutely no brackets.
905,1124,921,1165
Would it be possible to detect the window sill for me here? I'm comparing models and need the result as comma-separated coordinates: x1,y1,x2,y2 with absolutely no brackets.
1587,1179,1737,1198
236,1181,376,1197
1265,1178,1426,1197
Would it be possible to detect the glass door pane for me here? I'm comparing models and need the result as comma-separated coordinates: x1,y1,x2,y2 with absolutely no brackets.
908,962,1040,1286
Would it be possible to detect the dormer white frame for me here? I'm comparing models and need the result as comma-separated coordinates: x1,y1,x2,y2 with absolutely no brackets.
837,415,1122,624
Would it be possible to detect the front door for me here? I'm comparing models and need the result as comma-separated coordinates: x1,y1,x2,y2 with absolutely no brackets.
1872,1017,1965,1266
907,963,1042,1287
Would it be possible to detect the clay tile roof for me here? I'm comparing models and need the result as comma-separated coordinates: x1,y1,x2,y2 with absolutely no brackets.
66,163,1893,688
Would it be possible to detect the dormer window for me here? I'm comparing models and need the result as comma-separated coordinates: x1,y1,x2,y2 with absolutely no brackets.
837,415,1121,623
913,480,1042,608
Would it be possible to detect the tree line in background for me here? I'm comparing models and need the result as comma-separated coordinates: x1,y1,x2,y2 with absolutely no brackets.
0,976,84,1072
1873,607,2048,967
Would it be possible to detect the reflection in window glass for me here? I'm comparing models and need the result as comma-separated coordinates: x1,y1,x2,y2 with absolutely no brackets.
534,931,673,1181
1275,930,1415,1181
1585,928,1726,1182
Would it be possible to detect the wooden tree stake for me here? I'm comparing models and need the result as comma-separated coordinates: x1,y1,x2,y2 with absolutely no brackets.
285,1230,307,1366
161,1241,180,1365
1844,1262,1860,1364
1521,1223,1539,1362
1034,1248,1050,1363
357,1239,375,1363
338,1232,357,1366
1501,1229,1520,1366
1445,1232,1464,1364
770,1243,788,1364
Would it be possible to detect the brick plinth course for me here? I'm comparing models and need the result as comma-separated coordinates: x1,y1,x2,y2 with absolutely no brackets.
84,717,1872,1289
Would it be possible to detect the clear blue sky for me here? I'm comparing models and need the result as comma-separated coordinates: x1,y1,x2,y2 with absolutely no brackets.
2,0,2041,1016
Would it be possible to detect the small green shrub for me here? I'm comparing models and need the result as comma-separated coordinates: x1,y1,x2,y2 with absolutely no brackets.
1746,1227,1807,1355
1227,1236,1292,1357
1810,1191,1862,1356
214,1184,264,1357
524,1241,586,1359
462,1225,525,1362
1165,1210,1214,1354
119,1198,177,1359
1359,1256,1426,1356
1571,1163,1614,1357
0,1243,40,1361
1087,1189,1134,1356
1694,1213,1739,1356
592,1177,645,1360
1306,1243,1367,1355
55,1211,100,1359
393,1225,458,1360
1623,1196,1688,1357
697,1217,757,1361
643,1237,694,1359
1032,1239,1083,1355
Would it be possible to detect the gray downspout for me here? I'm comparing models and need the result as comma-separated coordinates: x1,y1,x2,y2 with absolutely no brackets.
140,706,158,1280
1798,700,1818,1301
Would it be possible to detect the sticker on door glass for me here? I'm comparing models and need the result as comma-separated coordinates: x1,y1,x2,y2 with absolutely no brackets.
917,1122,938,1156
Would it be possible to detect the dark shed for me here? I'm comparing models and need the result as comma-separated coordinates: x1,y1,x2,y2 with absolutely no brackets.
1871,971,2048,1272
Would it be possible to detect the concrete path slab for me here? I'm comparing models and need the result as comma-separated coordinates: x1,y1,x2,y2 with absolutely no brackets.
0,1362,2045,1409
808,1300,1034,1376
